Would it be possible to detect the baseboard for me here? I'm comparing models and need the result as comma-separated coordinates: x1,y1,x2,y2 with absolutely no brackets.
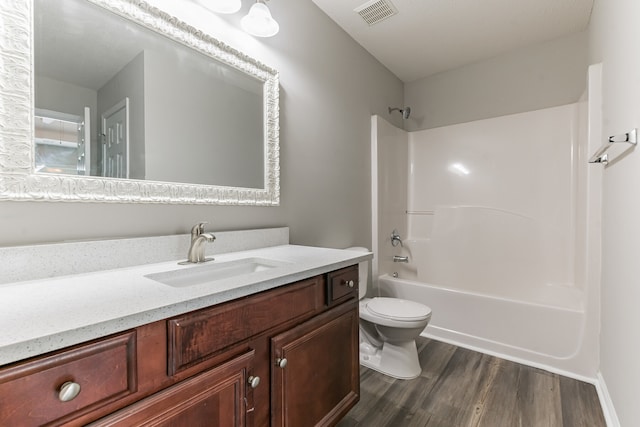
595,372,621,427
420,328,597,384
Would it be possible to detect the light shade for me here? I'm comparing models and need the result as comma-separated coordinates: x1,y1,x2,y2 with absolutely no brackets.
241,2,279,37
210,0,242,14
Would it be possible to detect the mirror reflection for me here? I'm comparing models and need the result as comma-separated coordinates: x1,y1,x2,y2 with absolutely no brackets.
34,0,266,189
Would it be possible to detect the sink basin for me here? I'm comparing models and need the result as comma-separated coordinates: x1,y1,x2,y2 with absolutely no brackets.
145,257,290,288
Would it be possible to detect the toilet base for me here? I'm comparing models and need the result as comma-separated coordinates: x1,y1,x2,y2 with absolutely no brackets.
359,340,421,380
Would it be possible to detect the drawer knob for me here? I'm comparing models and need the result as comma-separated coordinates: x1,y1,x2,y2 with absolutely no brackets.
248,376,260,389
342,280,355,288
276,357,288,368
58,381,81,402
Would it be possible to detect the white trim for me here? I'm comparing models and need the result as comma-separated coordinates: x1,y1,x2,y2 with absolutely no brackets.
595,372,621,427
371,115,379,288
420,329,598,385
34,138,78,149
0,0,280,205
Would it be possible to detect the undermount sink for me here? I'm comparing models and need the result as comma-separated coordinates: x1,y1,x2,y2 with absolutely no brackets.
145,257,290,288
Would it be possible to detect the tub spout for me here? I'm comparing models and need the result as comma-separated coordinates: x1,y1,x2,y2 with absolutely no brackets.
393,255,409,263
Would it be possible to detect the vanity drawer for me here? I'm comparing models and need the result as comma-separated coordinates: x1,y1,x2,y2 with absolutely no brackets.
327,265,359,305
167,275,324,375
0,331,137,427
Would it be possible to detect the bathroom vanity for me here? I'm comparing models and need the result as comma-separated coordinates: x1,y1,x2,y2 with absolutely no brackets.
0,231,369,426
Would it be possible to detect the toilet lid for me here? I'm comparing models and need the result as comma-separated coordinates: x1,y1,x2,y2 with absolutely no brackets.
367,297,431,321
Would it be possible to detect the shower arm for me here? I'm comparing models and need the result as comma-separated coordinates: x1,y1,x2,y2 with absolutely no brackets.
388,106,411,120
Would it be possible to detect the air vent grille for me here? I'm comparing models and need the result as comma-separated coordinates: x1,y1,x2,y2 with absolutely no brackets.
355,0,398,26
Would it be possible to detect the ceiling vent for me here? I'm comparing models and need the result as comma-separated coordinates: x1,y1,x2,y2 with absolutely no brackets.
354,0,398,26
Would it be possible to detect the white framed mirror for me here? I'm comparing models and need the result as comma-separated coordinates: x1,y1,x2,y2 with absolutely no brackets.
0,0,279,205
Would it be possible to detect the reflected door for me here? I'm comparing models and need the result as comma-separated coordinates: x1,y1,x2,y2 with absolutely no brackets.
101,98,129,178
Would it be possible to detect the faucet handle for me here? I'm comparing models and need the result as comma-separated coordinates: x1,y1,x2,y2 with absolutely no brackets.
391,229,403,247
191,221,209,238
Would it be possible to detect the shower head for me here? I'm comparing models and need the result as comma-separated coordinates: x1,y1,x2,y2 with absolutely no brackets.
388,106,411,119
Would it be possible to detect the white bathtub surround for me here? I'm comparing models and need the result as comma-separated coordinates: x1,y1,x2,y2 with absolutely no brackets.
378,275,590,380
405,104,582,302
0,229,371,365
371,65,602,381
371,116,409,284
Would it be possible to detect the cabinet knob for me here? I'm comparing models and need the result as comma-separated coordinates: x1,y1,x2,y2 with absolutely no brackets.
276,358,288,368
342,280,355,288
248,376,260,389
58,381,81,402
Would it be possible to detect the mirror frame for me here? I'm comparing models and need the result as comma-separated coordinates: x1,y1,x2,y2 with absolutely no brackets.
0,0,280,205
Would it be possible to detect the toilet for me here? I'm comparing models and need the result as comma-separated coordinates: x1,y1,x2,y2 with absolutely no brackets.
347,247,432,380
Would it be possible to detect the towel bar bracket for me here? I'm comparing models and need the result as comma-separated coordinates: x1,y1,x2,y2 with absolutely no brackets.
608,129,637,144
589,128,637,164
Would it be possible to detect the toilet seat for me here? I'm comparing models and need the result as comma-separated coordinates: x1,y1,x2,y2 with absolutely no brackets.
367,297,431,321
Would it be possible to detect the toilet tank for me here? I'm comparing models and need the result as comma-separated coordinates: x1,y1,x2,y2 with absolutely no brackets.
346,247,369,300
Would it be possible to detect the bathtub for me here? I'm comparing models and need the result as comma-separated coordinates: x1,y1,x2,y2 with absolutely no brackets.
377,274,590,378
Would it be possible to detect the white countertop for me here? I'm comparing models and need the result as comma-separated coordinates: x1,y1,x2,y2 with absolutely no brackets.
0,245,371,365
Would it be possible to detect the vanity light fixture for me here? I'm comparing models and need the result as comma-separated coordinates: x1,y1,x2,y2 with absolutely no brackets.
241,0,280,38
210,0,242,14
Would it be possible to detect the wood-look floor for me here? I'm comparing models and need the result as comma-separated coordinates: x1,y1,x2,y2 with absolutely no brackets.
337,338,606,427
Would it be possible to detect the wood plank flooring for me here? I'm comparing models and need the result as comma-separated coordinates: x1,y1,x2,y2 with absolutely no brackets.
337,338,606,427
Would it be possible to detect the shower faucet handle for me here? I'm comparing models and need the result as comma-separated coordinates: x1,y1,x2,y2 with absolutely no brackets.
391,229,403,247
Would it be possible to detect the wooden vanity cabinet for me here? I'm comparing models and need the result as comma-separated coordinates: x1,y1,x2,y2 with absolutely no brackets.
88,350,256,426
0,265,360,427
271,301,359,427
0,331,138,427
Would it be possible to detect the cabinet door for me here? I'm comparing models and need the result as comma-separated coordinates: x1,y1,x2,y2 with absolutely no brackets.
90,350,255,427
271,302,359,427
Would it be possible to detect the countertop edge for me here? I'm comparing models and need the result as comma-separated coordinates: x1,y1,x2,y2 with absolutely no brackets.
0,248,371,366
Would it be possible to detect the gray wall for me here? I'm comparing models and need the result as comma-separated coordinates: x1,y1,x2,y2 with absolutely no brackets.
404,31,589,131
0,0,403,249
35,76,98,123
143,49,263,187
589,0,640,425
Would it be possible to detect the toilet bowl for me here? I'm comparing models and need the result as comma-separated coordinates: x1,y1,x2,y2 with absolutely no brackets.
346,247,432,380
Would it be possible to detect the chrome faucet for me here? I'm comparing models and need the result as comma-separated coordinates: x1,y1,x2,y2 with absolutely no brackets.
391,229,403,247
393,255,409,263
180,222,216,264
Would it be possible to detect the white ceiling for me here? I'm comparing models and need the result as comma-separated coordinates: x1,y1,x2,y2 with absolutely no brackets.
35,0,253,92
36,0,159,90
312,0,594,83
